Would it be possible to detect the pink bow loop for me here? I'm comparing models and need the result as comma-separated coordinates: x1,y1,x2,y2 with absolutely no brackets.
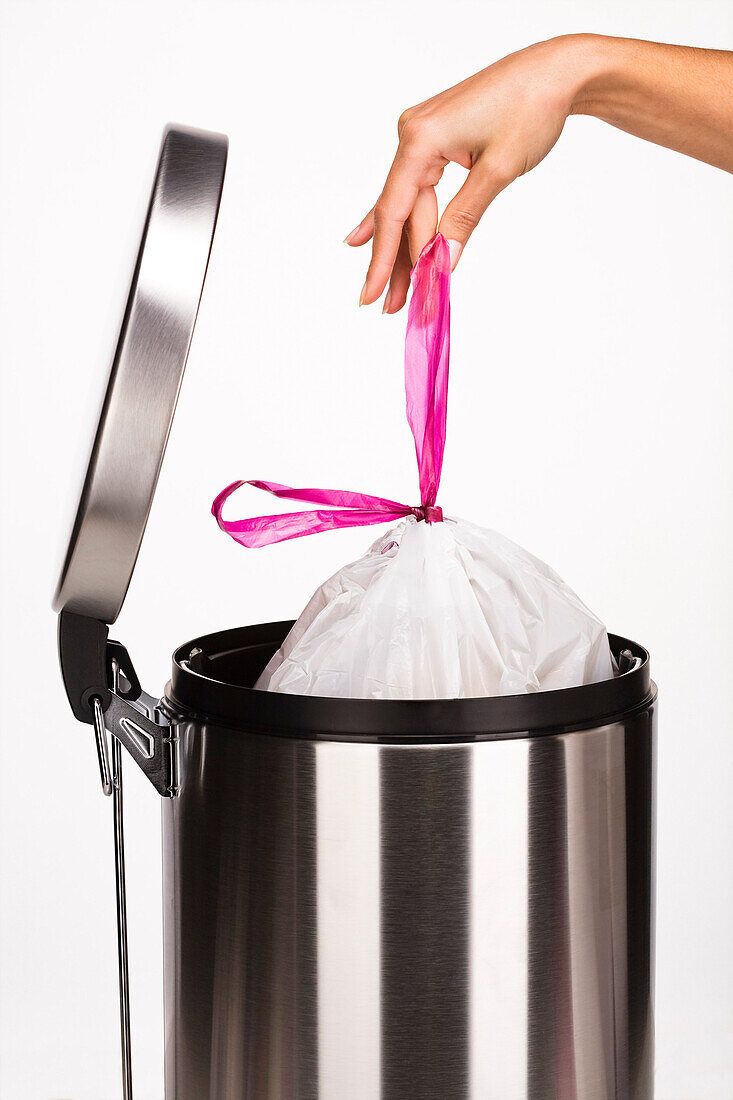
213,233,451,549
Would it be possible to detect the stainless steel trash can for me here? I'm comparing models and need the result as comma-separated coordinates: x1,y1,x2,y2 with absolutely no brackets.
54,125,656,1100
163,625,655,1100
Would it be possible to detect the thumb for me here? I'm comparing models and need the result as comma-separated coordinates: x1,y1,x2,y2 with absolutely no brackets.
438,160,511,268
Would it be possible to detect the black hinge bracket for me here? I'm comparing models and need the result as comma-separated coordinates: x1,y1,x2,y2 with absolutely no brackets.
58,610,110,723
57,610,177,797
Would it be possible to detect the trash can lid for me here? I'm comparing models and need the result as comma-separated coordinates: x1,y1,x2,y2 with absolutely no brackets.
53,124,228,624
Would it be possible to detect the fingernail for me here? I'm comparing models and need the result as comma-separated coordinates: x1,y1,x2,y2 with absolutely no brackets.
344,226,360,245
359,282,368,307
446,239,463,270
382,290,392,314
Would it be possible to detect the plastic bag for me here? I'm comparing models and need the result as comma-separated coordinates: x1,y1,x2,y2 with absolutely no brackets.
256,517,613,697
214,234,613,699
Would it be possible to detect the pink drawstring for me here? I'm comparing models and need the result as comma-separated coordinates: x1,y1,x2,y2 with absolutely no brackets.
212,233,451,549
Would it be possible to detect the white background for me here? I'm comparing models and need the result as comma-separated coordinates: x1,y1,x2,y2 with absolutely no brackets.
1,1,731,1097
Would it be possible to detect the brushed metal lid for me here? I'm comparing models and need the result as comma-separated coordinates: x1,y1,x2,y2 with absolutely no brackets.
53,124,228,624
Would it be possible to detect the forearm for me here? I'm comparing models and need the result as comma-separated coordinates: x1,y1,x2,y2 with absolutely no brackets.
568,34,733,173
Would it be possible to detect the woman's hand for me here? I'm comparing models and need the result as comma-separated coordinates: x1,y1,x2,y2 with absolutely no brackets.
346,35,592,312
347,34,733,313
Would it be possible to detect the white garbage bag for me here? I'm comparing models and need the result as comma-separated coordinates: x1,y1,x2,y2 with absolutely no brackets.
256,516,613,699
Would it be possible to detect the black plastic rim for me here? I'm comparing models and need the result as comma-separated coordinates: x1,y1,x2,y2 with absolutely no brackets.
166,622,655,743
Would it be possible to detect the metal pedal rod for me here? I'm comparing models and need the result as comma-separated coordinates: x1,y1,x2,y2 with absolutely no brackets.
111,659,133,1099
112,736,133,1098
92,660,133,1099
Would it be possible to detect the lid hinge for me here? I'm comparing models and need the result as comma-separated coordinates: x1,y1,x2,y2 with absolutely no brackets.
58,611,178,798
103,688,179,799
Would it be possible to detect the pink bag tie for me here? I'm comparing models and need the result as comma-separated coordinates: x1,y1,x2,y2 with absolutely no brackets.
213,233,450,549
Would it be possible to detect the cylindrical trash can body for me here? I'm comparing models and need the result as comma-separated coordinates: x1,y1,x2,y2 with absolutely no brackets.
162,625,656,1100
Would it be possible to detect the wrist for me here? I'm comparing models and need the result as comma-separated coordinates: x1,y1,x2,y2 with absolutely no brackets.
560,33,632,119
